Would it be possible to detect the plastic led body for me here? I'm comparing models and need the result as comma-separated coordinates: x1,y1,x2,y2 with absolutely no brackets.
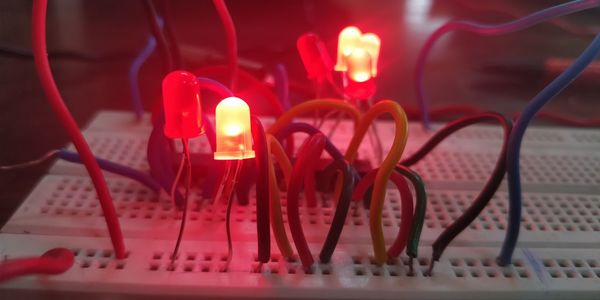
334,26,381,80
334,26,362,72
162,71,203,139
214,97,255,160
346,48,372,83
359,33,380,77
297,33,334,81
344,48,377,99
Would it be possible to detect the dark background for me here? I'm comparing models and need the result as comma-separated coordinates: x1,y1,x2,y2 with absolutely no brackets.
1,0,599,225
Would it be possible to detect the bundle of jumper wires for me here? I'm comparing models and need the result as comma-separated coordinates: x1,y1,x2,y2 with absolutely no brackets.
1,0,599,282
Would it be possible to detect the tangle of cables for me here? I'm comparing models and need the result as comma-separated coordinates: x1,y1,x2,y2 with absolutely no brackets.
3,0,600,284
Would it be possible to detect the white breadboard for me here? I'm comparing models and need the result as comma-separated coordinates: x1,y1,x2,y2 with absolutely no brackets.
2,110,600,299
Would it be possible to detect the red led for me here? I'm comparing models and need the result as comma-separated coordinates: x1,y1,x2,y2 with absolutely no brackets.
162,71,203,139
344,76,376,100
296,33,333,81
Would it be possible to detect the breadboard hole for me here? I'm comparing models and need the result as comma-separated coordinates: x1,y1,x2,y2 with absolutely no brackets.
250,255,333,276
572,132,600,145
20,175,600,242
72,247,129,270
8,112,600,298
448,258,530,279
73,134,149,170
543,258,600,279
40,177,168,219
410,151,600,186
57,119,600,189
425,191,600,232
447,126,564,144
147,250,231,273
66,245,600,282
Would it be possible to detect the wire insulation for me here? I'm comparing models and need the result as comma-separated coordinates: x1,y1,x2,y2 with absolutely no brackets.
304,166,319,208
273,64,292,110
147,119,183,207
201,113,217,154
196,65,285,117
399,112,512,274
251,117,272,263
499,33,600,266
212,0,238,90
268,99,362,138
0,149,163,194
129,35,156,120
393,166,427,266
273,123,345,161
352,168,414,258
319,159,353,264
57,149,162,194
344,100,409,265
265,134,294,259
0,150,58,170
141,0,174,72
158,0,182,68
415,0,600,128
266,135,293,186
403,104,600,127
32,0,125,259
0,248,74,283
287,134,327,268
197,76,234,99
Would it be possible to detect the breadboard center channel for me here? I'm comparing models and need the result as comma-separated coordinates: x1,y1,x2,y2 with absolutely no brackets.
2,111,600,299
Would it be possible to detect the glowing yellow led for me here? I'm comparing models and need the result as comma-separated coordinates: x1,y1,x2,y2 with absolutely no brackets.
334,26,381,81
214,97,255,160
359,33,380,77
345,48,372,83
334,26,362,72
223,123,243,136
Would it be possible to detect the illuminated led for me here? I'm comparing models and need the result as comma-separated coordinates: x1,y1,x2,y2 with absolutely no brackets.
297,33,333,80
334,26,362,72
214,97,255,160
334,26,381,80
345,48,372,83
162,70,203,139
223,123,243,136
360,33,380,76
